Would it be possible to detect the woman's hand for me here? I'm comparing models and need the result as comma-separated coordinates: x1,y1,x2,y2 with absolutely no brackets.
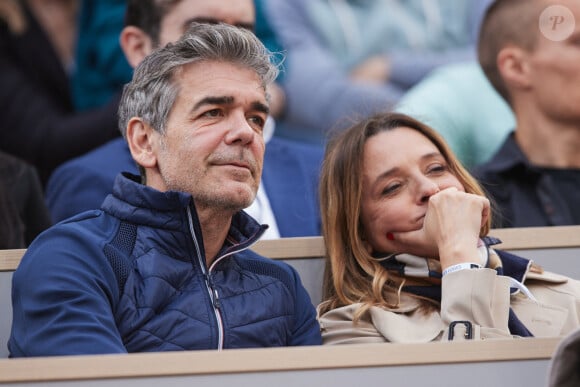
394,188,490,268
424,187,489,269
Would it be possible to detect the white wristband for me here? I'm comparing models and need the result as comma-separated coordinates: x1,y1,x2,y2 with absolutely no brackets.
442,263,481,277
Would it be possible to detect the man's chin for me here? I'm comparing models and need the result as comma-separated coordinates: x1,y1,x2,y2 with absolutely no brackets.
225,184,257,207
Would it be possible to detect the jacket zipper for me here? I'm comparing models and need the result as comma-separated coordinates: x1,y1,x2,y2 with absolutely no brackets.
187,207,225,350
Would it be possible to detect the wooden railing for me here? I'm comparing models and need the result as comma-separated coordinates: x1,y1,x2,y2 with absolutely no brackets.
0,337,561,386
1,226,578,385
2,225,579,270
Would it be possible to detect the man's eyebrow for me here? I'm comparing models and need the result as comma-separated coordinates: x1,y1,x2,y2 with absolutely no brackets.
251,101,270,115
184,18,255,32
192,96,234,112
191,97,270,115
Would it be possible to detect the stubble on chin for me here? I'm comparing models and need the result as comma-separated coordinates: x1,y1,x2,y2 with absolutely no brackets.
197,178,258,214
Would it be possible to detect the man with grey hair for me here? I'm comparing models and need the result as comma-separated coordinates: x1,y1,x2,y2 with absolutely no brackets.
46,0,323,240
9,23,322,357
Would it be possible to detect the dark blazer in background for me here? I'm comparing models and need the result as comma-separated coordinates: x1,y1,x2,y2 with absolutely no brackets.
46,137,323,237
0,151,51,248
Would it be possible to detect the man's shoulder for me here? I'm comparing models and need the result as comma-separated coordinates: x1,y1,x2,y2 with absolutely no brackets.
32,210,116,246
15,211,119,281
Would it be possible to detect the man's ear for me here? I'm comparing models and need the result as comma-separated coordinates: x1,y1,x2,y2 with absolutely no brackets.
497,45,532,92
120,26,154,69
125,117,158,170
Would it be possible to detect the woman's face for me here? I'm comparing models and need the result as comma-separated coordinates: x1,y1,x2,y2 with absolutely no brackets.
360,127,464,255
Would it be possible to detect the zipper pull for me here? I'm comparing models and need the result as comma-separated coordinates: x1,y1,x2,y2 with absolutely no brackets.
212,290,221,309
205,274,221,309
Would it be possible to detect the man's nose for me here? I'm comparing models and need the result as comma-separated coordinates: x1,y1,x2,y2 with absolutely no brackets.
224,113,255,145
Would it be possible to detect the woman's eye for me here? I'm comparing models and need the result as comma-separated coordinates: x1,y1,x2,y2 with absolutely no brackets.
381,183,400,196
427,164,447,174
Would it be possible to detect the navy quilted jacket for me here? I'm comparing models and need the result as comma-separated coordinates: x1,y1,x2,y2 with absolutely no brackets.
9,173,321,356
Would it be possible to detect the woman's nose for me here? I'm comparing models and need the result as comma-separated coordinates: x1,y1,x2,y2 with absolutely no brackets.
418,178,440,203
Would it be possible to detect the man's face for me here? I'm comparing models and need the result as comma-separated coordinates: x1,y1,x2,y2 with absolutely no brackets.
157,0,255,46
149,60,269,214
526,0,580,122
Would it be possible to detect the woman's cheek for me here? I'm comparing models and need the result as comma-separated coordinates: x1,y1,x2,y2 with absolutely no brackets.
380,203,406,230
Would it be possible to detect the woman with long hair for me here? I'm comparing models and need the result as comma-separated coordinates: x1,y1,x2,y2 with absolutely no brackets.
318,112,580,343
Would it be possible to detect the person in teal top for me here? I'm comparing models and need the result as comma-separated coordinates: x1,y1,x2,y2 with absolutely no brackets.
395,62,515,169
71,0,131,111
71,0,285,112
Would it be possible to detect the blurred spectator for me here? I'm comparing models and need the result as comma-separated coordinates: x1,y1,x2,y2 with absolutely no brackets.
0,0,121,185
263,0,494,144
71,0,128,111
0,151,51,248
548,327,580,387
474,0,580,227
70,0,287,118
396,62,515,169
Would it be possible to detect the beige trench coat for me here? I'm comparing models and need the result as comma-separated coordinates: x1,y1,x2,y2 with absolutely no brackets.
318,267,580,344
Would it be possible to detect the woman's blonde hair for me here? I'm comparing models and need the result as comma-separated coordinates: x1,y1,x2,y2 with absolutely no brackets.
318,112,491,318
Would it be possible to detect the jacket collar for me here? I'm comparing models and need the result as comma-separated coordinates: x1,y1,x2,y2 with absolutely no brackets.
102,173,266,247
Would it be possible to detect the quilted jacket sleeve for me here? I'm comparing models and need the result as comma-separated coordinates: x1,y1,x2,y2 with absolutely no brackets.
9,222,127,356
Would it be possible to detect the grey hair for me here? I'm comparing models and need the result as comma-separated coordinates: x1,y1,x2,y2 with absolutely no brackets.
118,22,280,137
